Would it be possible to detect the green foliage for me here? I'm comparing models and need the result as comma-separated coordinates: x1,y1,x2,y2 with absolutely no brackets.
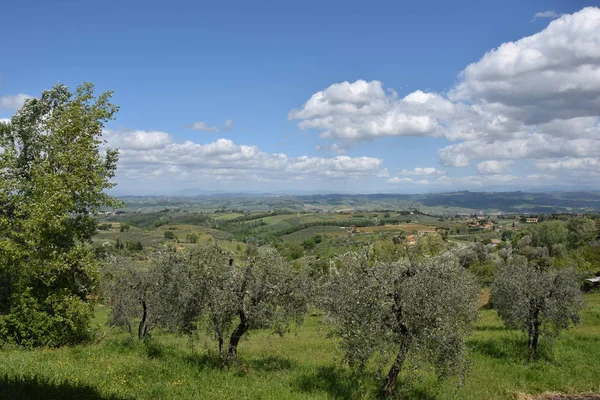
186,233,199,243
1,294,600,399
567,218,597,249
278,242,304,260
532,221,568,251
102,253,182,340
301,238,316,250
98,223,113,231
164,231,175,240
0,82,119,346
491,256,584,359
122,244,310,359
125,241,143,252
320,250,479,396
469,260,497,287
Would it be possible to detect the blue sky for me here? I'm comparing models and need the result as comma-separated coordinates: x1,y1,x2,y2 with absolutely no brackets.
1,0,600,194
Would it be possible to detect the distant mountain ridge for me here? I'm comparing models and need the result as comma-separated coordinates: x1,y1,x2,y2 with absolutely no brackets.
115,191,600,215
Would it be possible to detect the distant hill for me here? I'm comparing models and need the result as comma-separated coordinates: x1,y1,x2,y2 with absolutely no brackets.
116,191,600,215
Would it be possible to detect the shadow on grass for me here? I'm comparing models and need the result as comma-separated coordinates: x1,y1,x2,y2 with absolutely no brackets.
468,335,528,361
184,352,295,375
294,366,439,400
249,355,294,372
144,340,165,359
184,353,227,371
395,385,438,400
0,375,131,400
294,366,362,399
468,335,554,362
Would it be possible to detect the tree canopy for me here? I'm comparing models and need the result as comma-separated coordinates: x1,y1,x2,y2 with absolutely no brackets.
320,250,479,397
0,83,119,346
491,256,584,359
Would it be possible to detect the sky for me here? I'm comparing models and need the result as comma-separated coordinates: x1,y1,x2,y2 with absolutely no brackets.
1,0,600,195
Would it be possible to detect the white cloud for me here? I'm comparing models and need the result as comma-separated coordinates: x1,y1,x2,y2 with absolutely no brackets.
388,177,413,184
533,10,561,20
223,119,233,130
191,121,220,132
289,82,447,140
104,130,387,185
0,94,32,110
291,7,600,179
534,157,600,171
0,118,10,124
476,160,514,174
104,129,172,150
388,177,431,185
451,7,600,125
398,167,445,176
316,143,350,154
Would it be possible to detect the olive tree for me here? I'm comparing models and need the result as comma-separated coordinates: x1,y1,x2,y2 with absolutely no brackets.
167,244,309,360
0,83,119,346
102,248,191,341
491,256,584,359
320,250,479,397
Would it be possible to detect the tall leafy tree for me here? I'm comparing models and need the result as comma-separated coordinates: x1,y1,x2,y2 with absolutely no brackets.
0,83,119,346
567,218,597,249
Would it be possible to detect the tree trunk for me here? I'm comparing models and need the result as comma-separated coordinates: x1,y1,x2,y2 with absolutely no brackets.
138,300,148,341
527,307,541,361
380,338,412,397
228,320,249,360
209,305,224,354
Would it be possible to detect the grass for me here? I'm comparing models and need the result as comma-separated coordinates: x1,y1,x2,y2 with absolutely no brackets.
280,226,347,242
1,293,599,399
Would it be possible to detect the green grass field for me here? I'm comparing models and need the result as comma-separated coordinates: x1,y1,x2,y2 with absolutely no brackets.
1,294,599,399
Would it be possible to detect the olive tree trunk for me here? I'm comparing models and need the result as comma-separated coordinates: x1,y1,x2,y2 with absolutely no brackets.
380,337,412,397
138,299,149,341
527,305,541,361
227,311,249,360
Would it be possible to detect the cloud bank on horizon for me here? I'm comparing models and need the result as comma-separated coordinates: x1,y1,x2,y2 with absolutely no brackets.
1,7,600,194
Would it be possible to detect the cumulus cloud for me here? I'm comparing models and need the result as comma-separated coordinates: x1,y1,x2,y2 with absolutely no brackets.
103,130,387,186
291,7,600,179
104,130,172,150
191,121,220,132
289,82,447,140
476,160,514,174
0,94,32,110
451,7,600,124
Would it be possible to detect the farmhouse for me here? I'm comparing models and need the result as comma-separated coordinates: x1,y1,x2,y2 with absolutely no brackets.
526,217,539,223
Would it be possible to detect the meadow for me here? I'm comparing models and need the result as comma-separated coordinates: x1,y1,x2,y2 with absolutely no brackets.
0,293,598,400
